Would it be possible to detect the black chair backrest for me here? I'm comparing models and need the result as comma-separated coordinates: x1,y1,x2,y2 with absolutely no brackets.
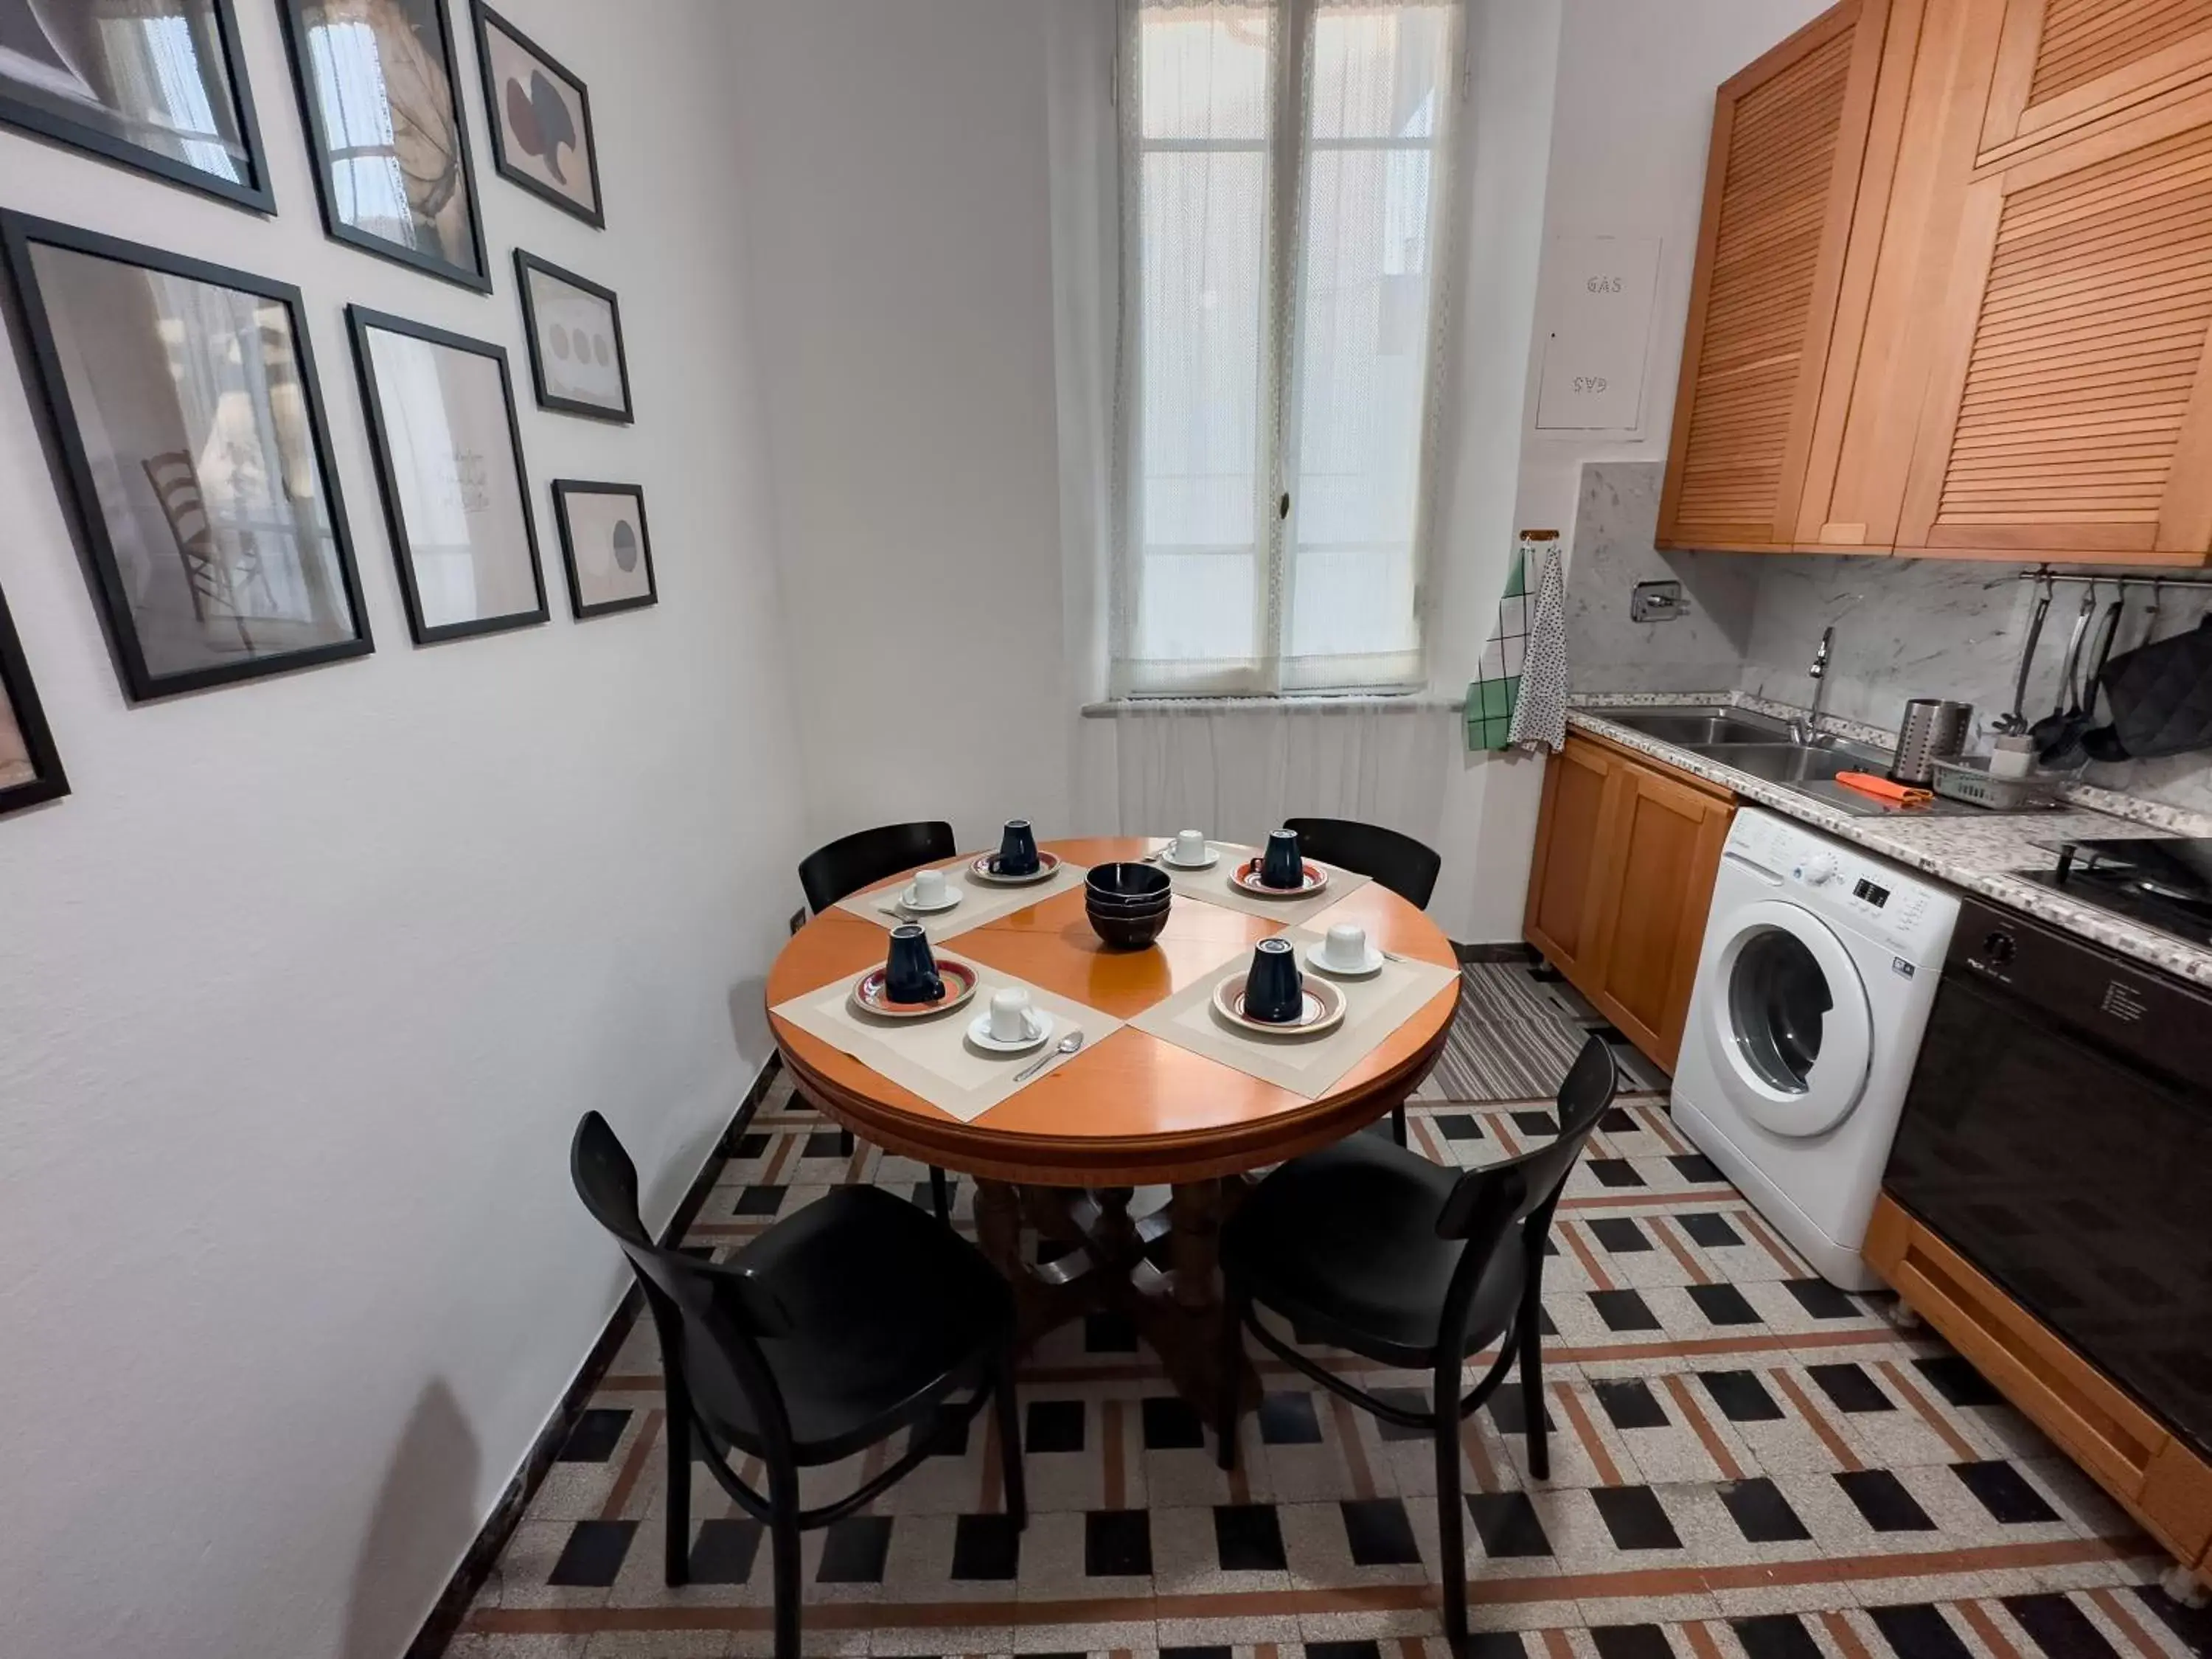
571,1113,794,1447
1436,1034,1618,1244
1284,816,1442,910
798,821,956,914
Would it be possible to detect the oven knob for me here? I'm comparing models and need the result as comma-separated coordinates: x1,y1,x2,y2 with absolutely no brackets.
1795,852,1836,886
1982,929,2016,964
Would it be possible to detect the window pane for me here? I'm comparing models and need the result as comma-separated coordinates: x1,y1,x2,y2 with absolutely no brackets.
1140,8,1273,141
1284,5,1453,675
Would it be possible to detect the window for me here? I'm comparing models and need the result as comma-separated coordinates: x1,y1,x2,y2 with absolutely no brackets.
1113,0,1461,697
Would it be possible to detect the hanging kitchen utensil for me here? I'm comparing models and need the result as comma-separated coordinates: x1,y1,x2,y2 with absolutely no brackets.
2081,613,2212,762
2084,579,2158,763
2027,585,2096,760
2039,591,2124,768
1994,575,2051,737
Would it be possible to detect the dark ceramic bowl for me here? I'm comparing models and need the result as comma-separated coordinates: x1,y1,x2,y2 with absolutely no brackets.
1085,888,1172,914
1087,862,1171,902
1086,900,1169,950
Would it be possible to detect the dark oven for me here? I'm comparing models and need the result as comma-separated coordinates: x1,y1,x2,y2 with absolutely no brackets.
1886,897,2212,1461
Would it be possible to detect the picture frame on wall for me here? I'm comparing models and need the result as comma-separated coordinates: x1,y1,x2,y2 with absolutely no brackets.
470,2,603,229
552,481,655,619
276,0,492,291
347,306,548,645
0,576,67,819
514,251,632,423
0,0,274,211
0,212,374,701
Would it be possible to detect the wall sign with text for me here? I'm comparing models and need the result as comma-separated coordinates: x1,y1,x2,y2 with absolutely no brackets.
1535,234,1663,433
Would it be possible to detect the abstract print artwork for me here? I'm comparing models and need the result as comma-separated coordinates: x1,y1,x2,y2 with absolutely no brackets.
514,251,632,422
471,2,600,226
552,481,654,619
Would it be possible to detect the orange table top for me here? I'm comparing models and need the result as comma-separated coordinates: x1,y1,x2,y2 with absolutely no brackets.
765,836,1458,1186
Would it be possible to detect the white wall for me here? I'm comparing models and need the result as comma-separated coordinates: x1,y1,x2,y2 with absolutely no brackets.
0,4,807,1655
726,0,1074,855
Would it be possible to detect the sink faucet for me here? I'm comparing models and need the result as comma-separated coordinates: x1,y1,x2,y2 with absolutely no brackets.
1789,626,1834,746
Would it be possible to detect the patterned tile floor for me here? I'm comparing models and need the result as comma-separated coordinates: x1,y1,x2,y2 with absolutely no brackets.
453,978,2212,1659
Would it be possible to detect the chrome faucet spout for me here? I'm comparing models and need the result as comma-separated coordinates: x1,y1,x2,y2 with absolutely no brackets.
1789,626,1836,745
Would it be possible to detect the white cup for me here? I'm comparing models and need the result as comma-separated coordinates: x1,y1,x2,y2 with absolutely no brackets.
910,867,948,907
988,987,1034,1043
1324,922,1370,970
1172,829,1208,863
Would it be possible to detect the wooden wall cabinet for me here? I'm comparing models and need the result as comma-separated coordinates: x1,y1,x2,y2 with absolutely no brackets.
1660,0,2212,566
1524,732,1733,1072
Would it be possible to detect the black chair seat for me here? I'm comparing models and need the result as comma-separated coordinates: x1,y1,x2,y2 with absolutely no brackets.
1224,1133,1526,1369
711,1186,1012,1461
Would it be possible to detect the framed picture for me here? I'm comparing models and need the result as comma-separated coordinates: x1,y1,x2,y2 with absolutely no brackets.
0,577,67,818
277,0,490,291
0,212,373,700
0,0,274,211
514,251,632,423
347,306,547,644
552,481,655,619
471,2,602,228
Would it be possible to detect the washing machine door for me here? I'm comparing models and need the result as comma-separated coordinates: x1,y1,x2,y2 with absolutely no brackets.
1703,899,1874,1137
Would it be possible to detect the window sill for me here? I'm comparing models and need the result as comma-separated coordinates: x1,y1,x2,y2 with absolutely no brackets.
1081,692,1465,717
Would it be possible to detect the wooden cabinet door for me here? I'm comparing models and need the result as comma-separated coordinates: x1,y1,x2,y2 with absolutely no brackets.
1658,1,1895,552
1523,734,1618,986
1980,0,2212,164
1899,83,2212,562
1587,762,1734,1071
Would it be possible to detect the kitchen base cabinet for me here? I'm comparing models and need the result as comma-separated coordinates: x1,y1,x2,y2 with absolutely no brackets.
1866,1194,2212,1589
1524,732,1734,1073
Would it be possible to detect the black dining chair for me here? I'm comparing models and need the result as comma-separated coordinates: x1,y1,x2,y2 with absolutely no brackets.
1215,1034,1617,1654
1284,816,1444,1146
796,820,957,1218
572,1113,1023,1659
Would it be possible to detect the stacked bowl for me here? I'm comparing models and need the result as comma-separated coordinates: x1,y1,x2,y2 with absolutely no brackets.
1085,862,1172,949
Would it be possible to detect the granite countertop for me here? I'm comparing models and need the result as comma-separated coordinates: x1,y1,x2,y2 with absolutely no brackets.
1565,691,2212,990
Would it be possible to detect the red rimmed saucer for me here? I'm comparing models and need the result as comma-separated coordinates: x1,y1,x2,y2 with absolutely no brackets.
970,850,1063,886
1210,972,1346,1037
849,956,980,1019
1229,857,1329,899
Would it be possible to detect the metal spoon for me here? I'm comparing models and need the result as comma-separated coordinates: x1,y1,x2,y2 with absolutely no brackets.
1014,1029,1085,1082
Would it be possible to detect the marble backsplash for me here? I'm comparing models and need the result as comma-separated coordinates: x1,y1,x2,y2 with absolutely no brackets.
1562,462,2212,813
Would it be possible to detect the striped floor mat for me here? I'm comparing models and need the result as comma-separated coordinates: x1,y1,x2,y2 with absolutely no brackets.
1415,961,1596,1102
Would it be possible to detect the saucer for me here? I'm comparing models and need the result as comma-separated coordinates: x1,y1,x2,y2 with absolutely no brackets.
1304,942,1384,978
1229,857,1329,899
970,850,1062,886
1211,972,1346,1037
850,956,979,1019
897,879,962,913
967,1008,1055,1054
1161,843,1220,870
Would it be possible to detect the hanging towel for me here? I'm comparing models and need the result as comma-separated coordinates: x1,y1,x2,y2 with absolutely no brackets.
1467,531,1568,752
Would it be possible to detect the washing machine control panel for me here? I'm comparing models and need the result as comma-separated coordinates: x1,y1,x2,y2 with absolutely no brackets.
1725,809,1951,964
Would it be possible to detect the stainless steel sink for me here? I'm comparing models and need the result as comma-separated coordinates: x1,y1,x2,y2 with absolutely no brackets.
1688,742,1875,785
1586,706,1792,745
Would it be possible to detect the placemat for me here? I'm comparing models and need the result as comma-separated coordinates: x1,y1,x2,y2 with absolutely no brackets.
1128,925,1460,1099
771,960,1121,1124
1143,839,1372,928
832,855,1091,942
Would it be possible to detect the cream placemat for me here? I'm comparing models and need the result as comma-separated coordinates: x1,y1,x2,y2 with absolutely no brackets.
1128,925,1461,1099
832,854,1091,942
771,961,1123,1124
1142,839,1373,928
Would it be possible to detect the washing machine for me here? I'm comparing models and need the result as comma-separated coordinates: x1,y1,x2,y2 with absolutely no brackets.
1671,807,1961,1291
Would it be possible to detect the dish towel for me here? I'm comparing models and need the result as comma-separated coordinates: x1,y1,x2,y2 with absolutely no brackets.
1467,530,1568,752
1508,540,1569,752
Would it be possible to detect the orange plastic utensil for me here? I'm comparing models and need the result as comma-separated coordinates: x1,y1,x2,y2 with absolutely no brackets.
1834,771,1932,808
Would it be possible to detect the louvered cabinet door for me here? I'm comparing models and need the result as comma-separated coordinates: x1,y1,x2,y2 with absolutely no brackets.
1981,0,2212,164
1900,91,2212,562
1658,1,1893,552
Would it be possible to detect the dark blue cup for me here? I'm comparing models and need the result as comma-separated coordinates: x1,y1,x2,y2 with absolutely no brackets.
1243,936,1303,1023
1260,827,1304,889
884,924,945,1004
995,818,1040,876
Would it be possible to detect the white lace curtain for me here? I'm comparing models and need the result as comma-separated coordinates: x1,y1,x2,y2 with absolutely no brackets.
1109,0,1463,698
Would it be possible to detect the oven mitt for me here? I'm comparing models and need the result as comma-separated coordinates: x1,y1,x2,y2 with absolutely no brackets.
2081,616,2212,762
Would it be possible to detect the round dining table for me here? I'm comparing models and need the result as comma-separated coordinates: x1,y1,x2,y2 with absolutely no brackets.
765,835,1460,1413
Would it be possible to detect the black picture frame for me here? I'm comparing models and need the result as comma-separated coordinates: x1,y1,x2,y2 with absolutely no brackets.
276,0,493,293
0,211,375,702
0,0,275,213
347,305,549,646
552,481,656,619
514,250,633,424
470,1,605,229
0,577,67,819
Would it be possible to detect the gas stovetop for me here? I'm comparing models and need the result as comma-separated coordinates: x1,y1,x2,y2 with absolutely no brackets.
2018,835,2212,947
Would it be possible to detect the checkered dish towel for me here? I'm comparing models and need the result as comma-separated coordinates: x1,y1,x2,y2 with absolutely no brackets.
1467,531,1569,753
